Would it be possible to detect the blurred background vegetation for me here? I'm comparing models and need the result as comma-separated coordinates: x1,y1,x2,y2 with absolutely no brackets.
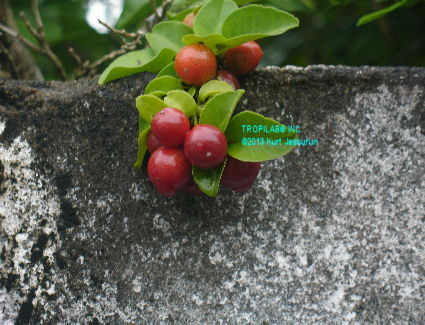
0,0,424,80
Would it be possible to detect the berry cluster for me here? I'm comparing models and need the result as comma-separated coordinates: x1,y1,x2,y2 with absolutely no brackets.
146,37,264,197
147,107,260,197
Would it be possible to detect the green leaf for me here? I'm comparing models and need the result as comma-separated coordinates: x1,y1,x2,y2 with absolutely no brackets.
139,115,150,134
167,8,194,21
263,0,313,13
136,94,168,123
98,48,175,84
134,123,151,170
199,80,234,102
146,21,193,53
357,0,408,26
144,76,183,97
225,111,298,162
218,5,299,52
188,87,197,97
157,62,179,78
199,89,245,132
192,161,226,197
163,90,197,117
234,0,260,4
182,33,227,52
193,0,238,36
116,0,163,29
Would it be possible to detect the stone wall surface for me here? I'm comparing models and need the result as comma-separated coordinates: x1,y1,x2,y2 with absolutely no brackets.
0,65,424,324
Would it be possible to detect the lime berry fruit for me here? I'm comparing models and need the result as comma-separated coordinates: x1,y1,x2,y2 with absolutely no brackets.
148,147,191,197
175,44,217,87
216,70,240,90
147,131,162,154
183,12,195,28
151,107,190,147
184,124,227,169
220,156,261,192
225,41,263,75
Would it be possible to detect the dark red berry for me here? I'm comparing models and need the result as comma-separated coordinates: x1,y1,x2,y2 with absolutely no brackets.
151,107,190,147
148,147,191,197
184,124,227,169
181,174,205,196
147,132,162,154
225,41,263,75
220,156,261,192
216,70,240,90
183,12,195,28
175,44,217,87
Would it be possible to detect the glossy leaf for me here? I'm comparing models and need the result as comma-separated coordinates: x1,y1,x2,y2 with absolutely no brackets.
218,5,299,52
182,33,227,52
157,62,179,78
167,8,194,21
199,80,234,102
199,89,245,132
163,90,197,117
187,86,197,97
116,0,162,29
144,76,183,97
234,0,260,4
146,21,193,53
98,48,175,84
134,123,151,170
136,94,168,123
263,0,313,13
192,161,226,197
225,111,298,162
193,0,238,36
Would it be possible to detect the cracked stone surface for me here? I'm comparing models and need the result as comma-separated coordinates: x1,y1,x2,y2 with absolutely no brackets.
0,65,424,324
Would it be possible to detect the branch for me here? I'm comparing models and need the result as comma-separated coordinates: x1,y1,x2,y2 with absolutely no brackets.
150,0,160,20
0,0,43,80
17,0,67,80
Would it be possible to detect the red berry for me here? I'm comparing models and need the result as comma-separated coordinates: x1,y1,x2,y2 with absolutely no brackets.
216,70,240,90
181,174,205,196
148,147,191,197
184,124,227,169
220,156,261,192
183,12,195,28
225,41,263,75
151,108,190,147
175,44,217,87
147,132,162,154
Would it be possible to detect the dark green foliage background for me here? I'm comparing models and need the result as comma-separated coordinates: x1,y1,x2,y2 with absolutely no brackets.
8,0,425,80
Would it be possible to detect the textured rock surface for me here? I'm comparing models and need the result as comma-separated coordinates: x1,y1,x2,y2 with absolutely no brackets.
0,65,424,324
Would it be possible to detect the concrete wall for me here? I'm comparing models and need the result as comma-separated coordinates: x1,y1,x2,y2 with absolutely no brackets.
1,66,424,324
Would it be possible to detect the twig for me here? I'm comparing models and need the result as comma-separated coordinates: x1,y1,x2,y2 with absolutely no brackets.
150,0,160,20
69,19,145,78
0,41,15,76
1,0,68,80
160,0,174,20
97,19,145,39
0,22,41,52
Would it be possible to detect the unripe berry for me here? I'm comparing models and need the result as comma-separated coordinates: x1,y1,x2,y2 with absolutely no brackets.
220,156,261,192
151,108,190,147
183,12,195,28
175,44,217,87
148,147,191,197
184,124,227,169
225,41,263,75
